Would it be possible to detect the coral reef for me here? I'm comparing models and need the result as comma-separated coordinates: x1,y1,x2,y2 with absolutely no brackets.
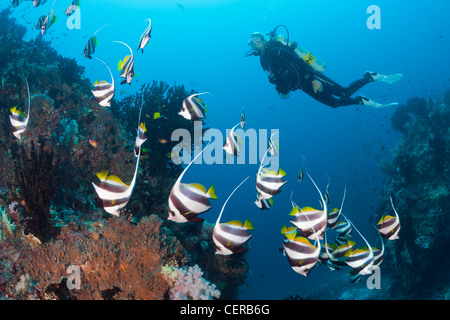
161,264,221,300
380,91,450,298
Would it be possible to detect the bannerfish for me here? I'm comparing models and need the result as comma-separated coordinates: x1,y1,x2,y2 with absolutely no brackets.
92,118,146,216
137,19,152,53
83,24,108,59
91,57,115,107
33,0,47,8
376,196,401,240
213,177,253,255
254,193,273,210
240,107,246,128
223,122,242,157
327,187,346,228
114,41,135,85
255,167,287,200
282,225,321,277
36,9,57,36
168,143,217,223
179,92,210,121
65,0,80,16
9,78,30,139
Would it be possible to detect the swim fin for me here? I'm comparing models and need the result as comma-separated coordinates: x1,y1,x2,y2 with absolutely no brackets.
366,72,403,84
360,95,399,108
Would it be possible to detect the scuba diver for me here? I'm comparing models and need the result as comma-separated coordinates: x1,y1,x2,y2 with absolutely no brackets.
245,25,403,108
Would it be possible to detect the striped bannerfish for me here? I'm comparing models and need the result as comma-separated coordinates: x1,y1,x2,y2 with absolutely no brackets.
114,41,135,85
223,123,242,157
327,187,346,228
289,172,327,240
92,144,143,216
12,0,23,8
372,238,385,267
213,177,253,255
91,58,115,107
282,227,321,277
65,0,80,16
297,154,306,183
33,0,47,8
344,218,374,276
36,9,56,35
255,167,287,200
134,123,147,157
134,90,147,156
9,78,30,139
92,116,146,216
179,92,210,121
83,24,108,59
332,220,352,238
254,193,273,210
168,144,217,223
240,107,246,128
267,132,279,157
137,19,152,53
377,196,400,240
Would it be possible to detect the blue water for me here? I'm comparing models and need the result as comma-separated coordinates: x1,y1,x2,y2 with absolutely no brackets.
3,0,449,300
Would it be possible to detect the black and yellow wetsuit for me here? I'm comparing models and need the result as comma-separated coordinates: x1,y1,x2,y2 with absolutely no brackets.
259,39,373,108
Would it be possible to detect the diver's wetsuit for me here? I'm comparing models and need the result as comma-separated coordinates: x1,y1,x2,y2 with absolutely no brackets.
259,40,373,108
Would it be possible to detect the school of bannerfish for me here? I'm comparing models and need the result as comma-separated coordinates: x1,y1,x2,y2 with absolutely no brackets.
7,0,401,283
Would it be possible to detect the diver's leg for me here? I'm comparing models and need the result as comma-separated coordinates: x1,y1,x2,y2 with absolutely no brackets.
308,90,362,108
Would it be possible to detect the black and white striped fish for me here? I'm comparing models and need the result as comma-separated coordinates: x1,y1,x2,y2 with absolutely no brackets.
328,187,346,228
91,58,115,107
254,193,273,210
36,9,56,35
255,167,287,200
65,0,80,16
137,19,152,53
115,41,135,85
282,227,321,277
267,132,279,157
223,122,242,157
83,25,108,59
9,78,30,139
33,0,47,8
11,0,23,8
344,217,374,276
213,177,253,255
134,90,147,157
289,172,327,239
240,107,246,128
92,134,144,216
168,145,217,223
179,92,210,121
377,196,400,240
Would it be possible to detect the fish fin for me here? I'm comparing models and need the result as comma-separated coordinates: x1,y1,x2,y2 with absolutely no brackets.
347,240,356,248
226,220,244,227
93,79,98,86
278,168,287,176
207,185,217,199
118,60,124,71
153,112,161,119
120,79,128,85
244,219,254,230
281,225,287,234
139,122,147,132
189,183,207,193
10,106,17,113
377,215,393,225
106,174,129,187
94,37,99,46
95,170,109,181
289,205,300,216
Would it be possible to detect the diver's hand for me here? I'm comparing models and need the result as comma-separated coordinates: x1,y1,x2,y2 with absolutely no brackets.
312,80,323,93
279,92,289,99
